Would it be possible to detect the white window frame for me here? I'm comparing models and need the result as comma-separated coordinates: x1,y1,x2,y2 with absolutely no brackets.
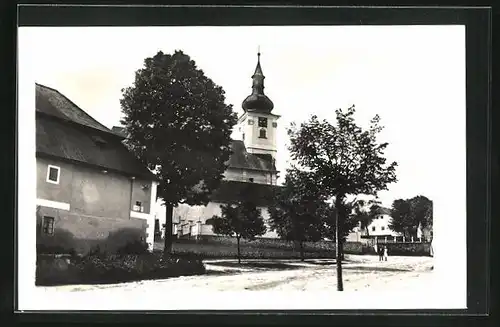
46,165,61,184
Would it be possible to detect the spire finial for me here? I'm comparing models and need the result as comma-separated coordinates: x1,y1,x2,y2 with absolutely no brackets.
257,45,261,59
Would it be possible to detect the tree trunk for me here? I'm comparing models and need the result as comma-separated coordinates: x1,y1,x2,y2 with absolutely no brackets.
163,204,174,254
299,241,305,262
335,197,344,291
339,238,345,262
237,236,241,265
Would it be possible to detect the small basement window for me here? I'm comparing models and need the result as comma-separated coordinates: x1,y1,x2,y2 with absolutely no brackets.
42,216,55,235
46,165,60,184
133,201,143,212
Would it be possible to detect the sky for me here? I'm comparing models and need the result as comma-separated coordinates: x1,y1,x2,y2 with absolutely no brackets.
22,26,466,208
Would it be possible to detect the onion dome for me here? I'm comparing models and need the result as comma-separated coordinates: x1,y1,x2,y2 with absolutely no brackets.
242,51,274,113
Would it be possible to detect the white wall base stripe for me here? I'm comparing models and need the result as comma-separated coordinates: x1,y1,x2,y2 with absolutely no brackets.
36,198,70,211
130,211,152,220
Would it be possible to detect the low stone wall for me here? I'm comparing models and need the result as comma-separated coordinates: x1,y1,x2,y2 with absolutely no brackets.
178,235,431,256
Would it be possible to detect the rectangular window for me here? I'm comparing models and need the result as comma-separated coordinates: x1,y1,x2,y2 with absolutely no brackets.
258,117,268,127
381,226,385,231
42,216,55,235
46,165,60,184
372,226,376,232
133,201,143,212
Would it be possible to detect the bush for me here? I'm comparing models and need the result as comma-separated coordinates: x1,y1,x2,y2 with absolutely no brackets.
116,239,149,255
36,240,207,286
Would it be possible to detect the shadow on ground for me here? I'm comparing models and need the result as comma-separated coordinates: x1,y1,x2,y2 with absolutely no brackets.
207,260,417,273
207,262,301,270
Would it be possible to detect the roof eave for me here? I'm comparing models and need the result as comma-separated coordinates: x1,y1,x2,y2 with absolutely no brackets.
36,151,158,182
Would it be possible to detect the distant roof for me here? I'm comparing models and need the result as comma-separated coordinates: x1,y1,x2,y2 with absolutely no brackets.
209,180,280,207
111,126,127,138
374,206,392,215
36,84,156,180
36,83,112,134
227,140,276,172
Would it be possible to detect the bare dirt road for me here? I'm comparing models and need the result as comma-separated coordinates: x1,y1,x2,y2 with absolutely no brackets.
38,255,433,293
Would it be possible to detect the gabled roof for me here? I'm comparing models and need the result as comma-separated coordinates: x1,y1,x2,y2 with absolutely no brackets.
374,206,392,215
36,83,112,134
227,140,276,172
36,84,156,181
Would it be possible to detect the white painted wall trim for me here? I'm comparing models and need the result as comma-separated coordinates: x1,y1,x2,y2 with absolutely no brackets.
36,198,70,211
150,181,158,214
130,211,153,220
145,181,159,251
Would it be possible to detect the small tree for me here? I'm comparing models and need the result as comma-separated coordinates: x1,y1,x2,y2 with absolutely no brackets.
351,199,381,237
288,105,398,291
210,200,266,264
320,198,359,261
120,50,238,253
268,169,326,261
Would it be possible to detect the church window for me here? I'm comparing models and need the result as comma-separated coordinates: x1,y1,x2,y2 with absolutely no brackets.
272,122,277,128
242,133,245,141
258,117,268,127
259,128,267,139
248,119,254,125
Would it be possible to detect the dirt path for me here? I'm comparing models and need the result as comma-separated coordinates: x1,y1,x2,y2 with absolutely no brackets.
38,255,433,293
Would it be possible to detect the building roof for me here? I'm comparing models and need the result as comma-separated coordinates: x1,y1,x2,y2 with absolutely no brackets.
111,126,127,137
242,52,274,114
374,206,392,215
36,83,112,134
227,140,276,172
36,84,156,180
209,180,279,207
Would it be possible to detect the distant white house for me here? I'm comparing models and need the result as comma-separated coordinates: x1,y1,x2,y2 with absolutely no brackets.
346,206,431,244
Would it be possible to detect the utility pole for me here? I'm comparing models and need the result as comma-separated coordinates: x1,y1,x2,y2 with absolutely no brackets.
335,206,344,291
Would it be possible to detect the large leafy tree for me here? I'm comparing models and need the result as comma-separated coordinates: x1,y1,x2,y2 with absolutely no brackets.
268,168,326,261
389,199,413,239
209,185,267,264
120,50,238,253
389,195,433,240
409,195,433,233
287,105,398,291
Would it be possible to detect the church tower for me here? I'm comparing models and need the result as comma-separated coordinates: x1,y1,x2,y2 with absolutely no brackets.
237,51,280,161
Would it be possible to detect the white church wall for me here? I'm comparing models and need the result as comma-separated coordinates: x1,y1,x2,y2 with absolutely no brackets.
223,168,275,185
173,201,278,238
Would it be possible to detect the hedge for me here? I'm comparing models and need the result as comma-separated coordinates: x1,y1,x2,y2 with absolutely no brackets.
36,239,206,286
